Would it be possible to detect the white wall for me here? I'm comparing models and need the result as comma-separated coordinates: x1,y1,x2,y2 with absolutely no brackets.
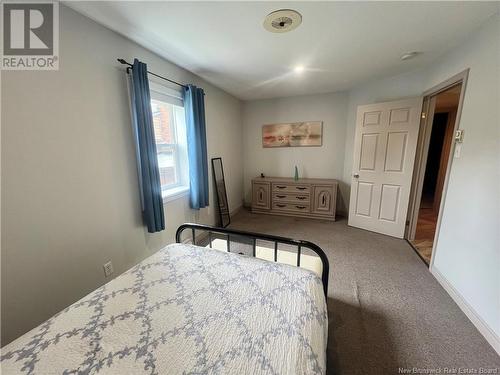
424,14,500,351
242,92,349,213
342,14,500,351
1,5,243,345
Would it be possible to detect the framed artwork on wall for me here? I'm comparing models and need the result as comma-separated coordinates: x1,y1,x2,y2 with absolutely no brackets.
262,121,323,148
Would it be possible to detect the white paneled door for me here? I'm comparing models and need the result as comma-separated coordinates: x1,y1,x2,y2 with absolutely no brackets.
348,98,423,238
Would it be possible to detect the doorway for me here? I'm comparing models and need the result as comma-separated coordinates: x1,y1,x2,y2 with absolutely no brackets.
407,71,468,265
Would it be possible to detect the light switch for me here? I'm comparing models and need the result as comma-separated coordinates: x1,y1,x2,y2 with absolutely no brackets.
455,129,465,143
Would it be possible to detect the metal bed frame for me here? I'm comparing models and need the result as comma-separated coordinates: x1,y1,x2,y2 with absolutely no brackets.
176,223,330,296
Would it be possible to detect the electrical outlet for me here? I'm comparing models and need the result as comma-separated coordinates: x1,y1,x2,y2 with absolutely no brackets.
103,261,114,277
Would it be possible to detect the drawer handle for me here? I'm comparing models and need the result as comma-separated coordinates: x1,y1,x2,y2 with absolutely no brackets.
276,195,286,198
296,205,307,209
276,204,286,208
296,186,307,190
276,185,286,189
322,195,326,205
296,196,306,200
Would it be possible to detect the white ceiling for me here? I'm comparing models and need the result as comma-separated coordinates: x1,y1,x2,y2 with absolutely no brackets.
67,1,498,100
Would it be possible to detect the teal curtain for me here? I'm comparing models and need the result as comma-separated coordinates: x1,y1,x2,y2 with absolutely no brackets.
184,85,209,209
129,58,165,232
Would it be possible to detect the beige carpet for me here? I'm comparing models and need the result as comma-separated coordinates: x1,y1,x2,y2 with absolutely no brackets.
229,209,500,375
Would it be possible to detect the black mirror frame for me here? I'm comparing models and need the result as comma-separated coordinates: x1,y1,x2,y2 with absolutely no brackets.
211,157,230,228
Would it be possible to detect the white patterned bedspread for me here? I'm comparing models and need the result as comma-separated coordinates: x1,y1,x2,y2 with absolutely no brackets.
1,243,328,374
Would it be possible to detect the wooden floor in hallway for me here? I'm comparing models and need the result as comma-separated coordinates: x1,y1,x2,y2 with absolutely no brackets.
409,207,438,264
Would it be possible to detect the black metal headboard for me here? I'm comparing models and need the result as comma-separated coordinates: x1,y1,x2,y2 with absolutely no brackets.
175,223,330,296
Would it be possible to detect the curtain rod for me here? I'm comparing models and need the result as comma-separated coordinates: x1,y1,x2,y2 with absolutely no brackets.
117,58,188,89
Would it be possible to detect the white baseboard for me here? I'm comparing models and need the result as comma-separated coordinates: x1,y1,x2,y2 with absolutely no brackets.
431,265,500,355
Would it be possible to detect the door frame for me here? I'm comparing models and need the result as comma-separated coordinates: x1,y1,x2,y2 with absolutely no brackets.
406,69,469,269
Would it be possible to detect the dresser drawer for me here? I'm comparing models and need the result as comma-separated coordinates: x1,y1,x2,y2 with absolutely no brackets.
272,202,310,213
272,183,310,194
252,176,337,221
273,192,310,204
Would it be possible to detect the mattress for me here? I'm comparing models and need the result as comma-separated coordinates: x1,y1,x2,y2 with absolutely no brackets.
1,243,328,374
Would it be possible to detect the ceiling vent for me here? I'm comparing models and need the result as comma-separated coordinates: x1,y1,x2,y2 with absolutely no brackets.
264,9,302,33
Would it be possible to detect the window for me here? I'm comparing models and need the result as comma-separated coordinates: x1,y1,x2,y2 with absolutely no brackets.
149,82,189,201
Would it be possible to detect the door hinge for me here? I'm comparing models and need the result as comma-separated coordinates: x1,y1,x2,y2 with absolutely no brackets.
421,112,426,119
405,220,410,226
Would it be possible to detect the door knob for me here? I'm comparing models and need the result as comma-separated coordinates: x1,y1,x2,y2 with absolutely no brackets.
353,173,359,178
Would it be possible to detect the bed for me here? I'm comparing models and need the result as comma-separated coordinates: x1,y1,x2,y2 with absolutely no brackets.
1,224,329,374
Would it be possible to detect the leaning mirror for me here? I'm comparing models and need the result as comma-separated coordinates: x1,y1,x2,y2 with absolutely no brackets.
211,157,230,227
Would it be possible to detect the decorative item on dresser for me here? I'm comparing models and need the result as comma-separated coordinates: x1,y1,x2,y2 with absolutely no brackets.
252,177,338,221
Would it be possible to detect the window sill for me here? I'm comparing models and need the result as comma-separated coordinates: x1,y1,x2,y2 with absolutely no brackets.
162,186,190,203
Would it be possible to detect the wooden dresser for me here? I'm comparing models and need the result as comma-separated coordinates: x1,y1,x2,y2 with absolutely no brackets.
252,177,338,221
